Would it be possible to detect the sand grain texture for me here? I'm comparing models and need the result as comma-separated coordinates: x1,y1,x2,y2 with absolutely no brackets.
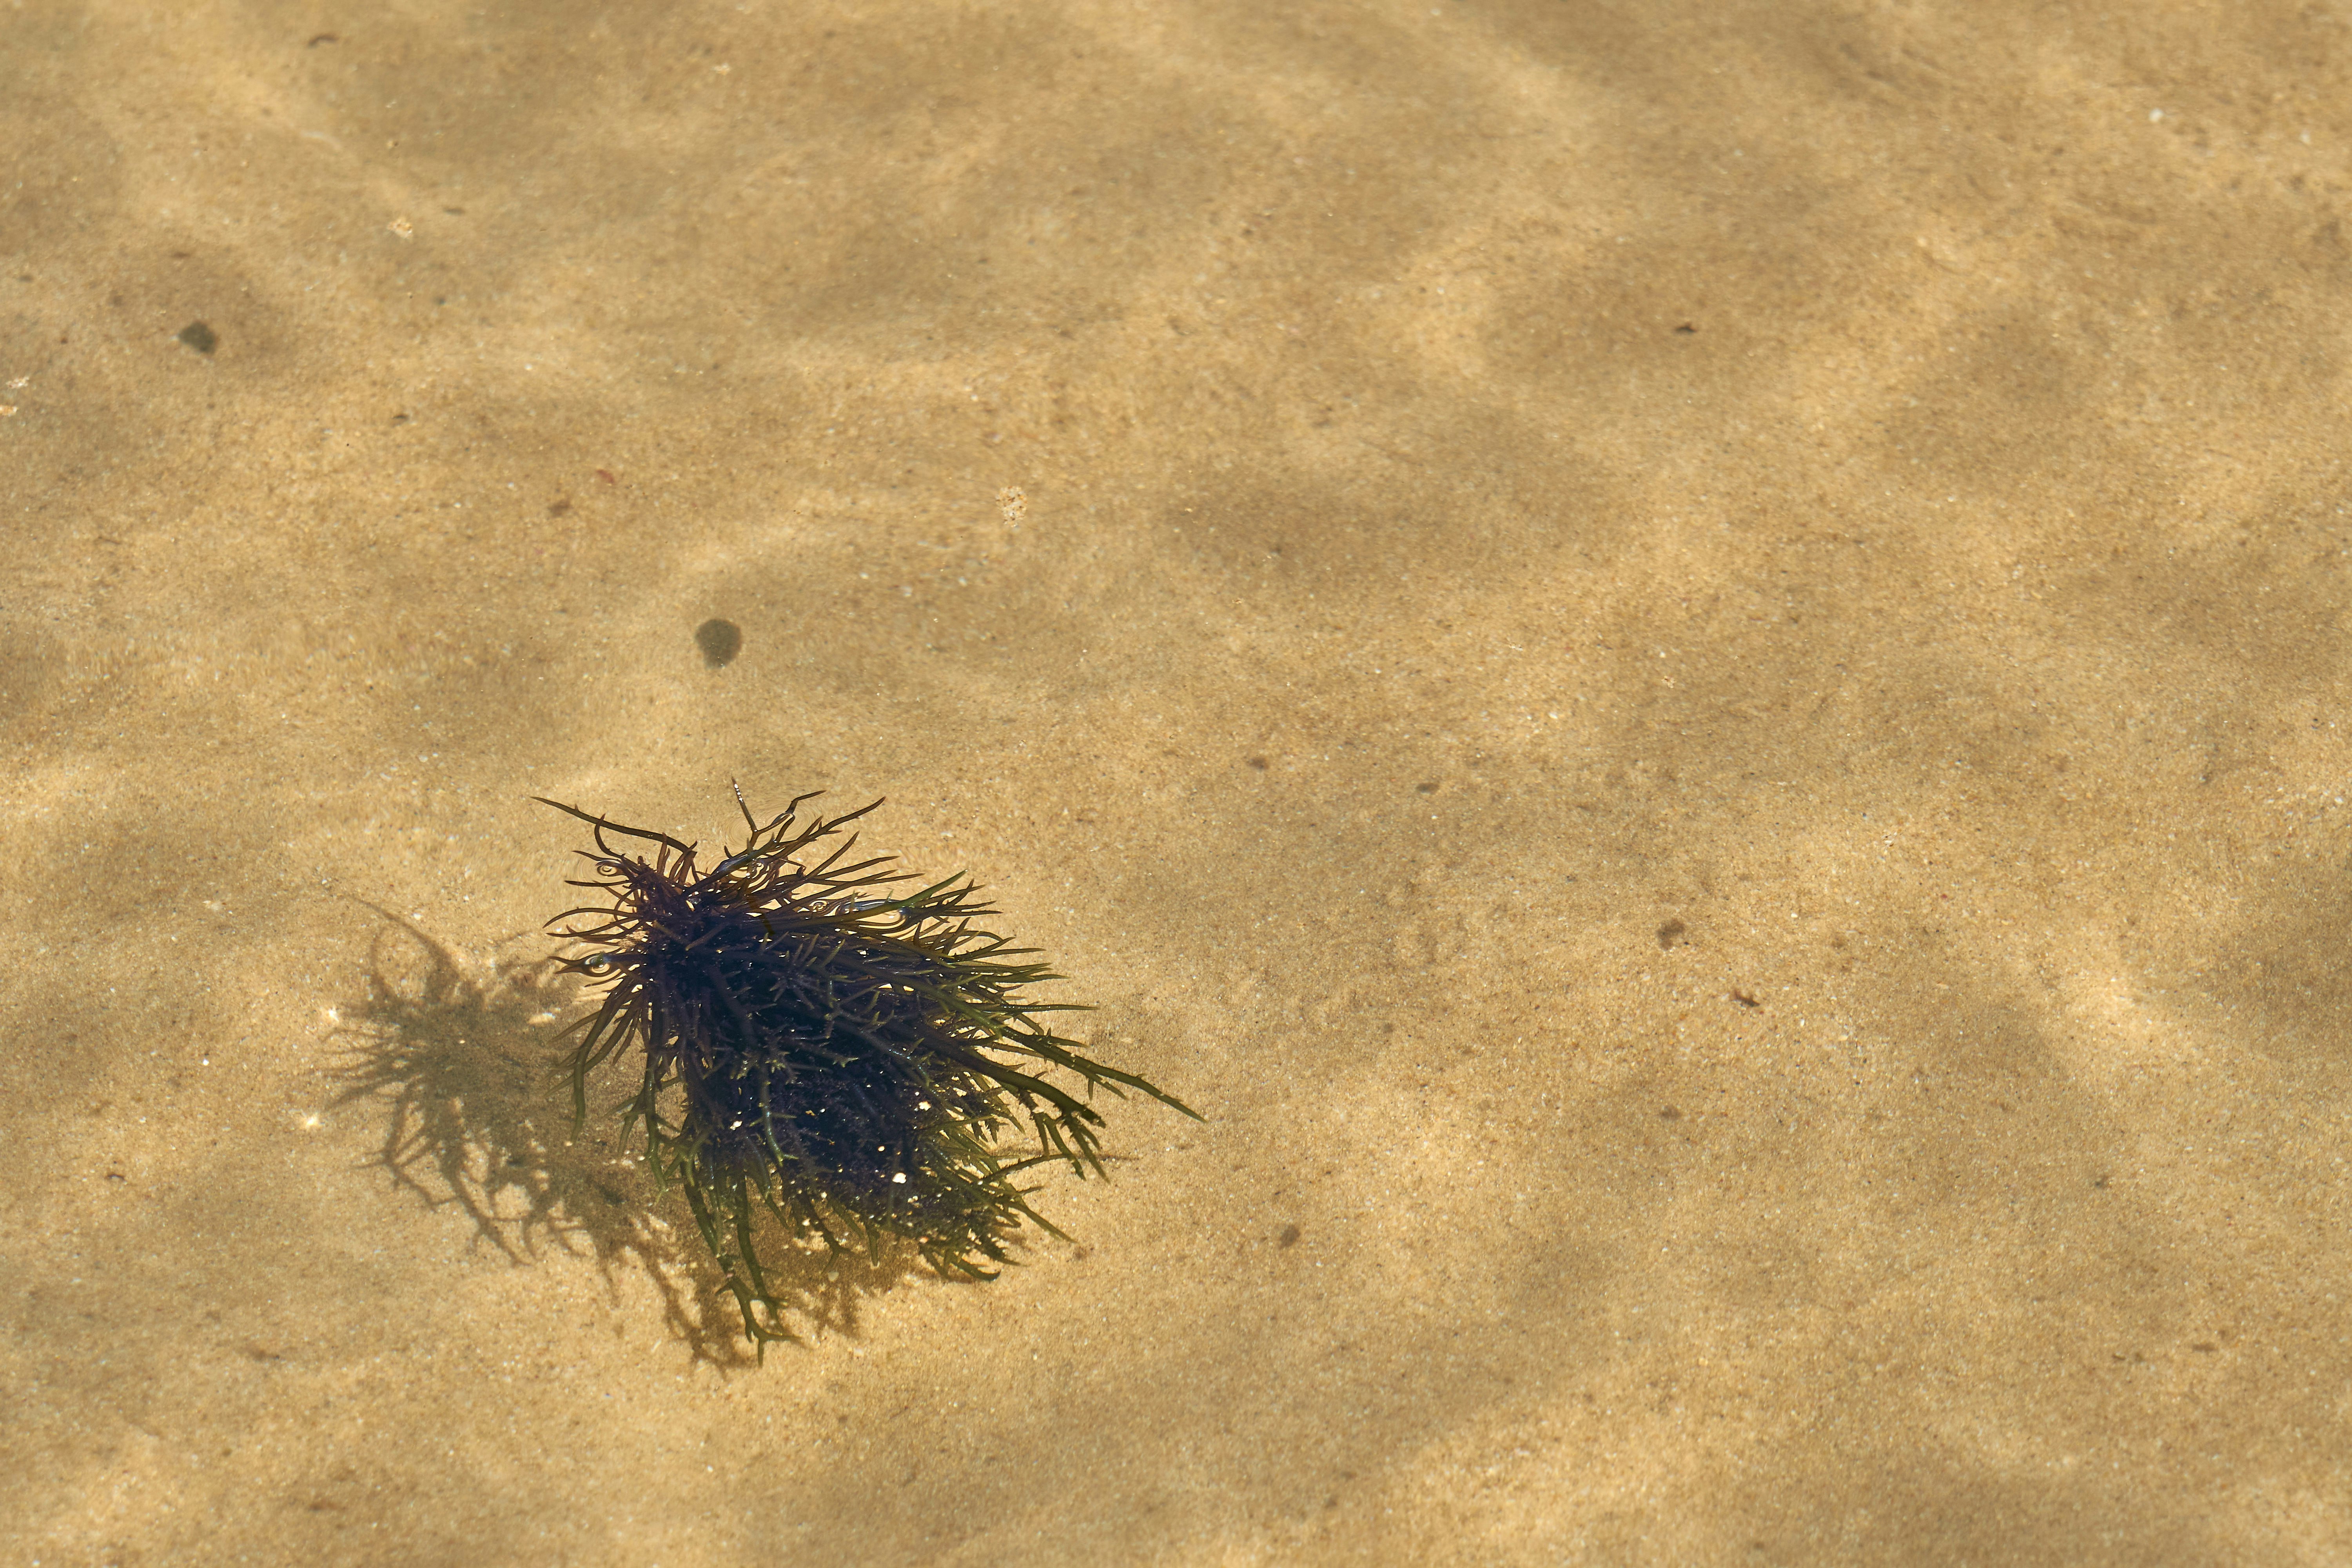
4,0,2350,1563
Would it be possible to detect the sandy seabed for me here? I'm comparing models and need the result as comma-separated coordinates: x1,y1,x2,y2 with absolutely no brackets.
5,1,2351,1563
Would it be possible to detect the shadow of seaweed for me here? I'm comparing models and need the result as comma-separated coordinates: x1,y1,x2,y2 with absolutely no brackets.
328,901,916,1364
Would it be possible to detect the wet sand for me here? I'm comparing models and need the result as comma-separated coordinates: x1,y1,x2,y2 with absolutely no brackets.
6,0,2351,1562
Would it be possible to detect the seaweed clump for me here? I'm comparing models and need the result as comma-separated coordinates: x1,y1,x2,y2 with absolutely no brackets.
535,786,1196,1350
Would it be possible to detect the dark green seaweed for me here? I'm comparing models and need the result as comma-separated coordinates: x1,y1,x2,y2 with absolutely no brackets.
534,786,1197,1350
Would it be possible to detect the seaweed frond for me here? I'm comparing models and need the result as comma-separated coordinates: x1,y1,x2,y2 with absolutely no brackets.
533,786,1197,1350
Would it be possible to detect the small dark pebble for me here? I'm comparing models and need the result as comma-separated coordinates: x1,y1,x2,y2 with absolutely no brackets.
1656,918,1686,950
1277,1224,1301,1249
694,618,742,668
177,321,217,354
1659,1105,1682,1121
